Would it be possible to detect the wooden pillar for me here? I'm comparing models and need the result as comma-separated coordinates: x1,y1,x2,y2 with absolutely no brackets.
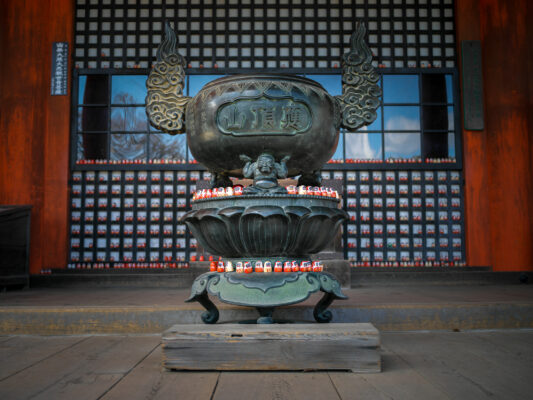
456,0,492,268
479,0,533,271
458,0,533,271
0,0,73,273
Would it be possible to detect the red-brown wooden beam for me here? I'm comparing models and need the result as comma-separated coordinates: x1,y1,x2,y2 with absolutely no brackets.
458,0,533,271
479,0,533,271
0,0,73,274
456,0,492,269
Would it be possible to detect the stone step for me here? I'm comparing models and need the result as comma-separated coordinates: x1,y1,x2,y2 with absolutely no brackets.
1,301,532,335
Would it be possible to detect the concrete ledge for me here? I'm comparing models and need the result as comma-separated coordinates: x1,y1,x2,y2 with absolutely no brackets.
162,323,381,372
1,302,532,335
31,267,533,290
352,269,531,286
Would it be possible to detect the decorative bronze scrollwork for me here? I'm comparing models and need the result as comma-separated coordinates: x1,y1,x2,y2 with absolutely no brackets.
145,22,190,134
336,22,382,131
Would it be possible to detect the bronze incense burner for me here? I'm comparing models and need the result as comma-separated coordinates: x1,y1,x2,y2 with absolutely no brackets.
146,22,380,323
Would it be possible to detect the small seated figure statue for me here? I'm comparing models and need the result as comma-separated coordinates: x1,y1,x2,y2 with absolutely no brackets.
240,153,290,194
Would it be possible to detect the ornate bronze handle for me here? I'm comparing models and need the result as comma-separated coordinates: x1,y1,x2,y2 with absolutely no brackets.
335,22,382,131
145,22,190,134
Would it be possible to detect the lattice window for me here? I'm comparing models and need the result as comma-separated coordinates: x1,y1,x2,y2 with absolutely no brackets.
74,0,456,70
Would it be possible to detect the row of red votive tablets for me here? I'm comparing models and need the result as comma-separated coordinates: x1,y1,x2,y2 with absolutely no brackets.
210,260,323,273
67,262,189,269
75,159,198,165
351,261,466,267
193,186,339,200
327,157,457,164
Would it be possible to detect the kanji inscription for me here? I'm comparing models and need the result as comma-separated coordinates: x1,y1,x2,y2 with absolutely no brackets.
217,97,312,136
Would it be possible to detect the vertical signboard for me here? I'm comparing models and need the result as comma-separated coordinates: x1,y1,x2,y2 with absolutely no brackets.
461,41,484,130
51,42,68,96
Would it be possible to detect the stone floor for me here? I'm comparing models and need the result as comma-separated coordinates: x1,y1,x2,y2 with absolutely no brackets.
3,285,533,307
1,329,532,399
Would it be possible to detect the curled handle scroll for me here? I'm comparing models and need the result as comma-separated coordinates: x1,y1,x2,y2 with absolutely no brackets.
146,22,191,134
335,22,382,131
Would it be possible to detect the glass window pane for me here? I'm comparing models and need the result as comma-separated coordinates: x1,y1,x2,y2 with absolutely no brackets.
110,134,147,160
79,106,108,131
383,75,419,103
111,75,148,104
422,105,449,130
76,134,84,160
448,106,455,130
345,132,383,160
421,74,448,103
111,107,147,131
384,106,420,130
385,132,421,159
78,74,108,104
188,75,224,97
445,75,453,103
448,132,455,157
330,132,344,162
150,133,187,161
305,74,342,96
78,76,87,104
421,132,449,159
79,133,108,159
187,146,195,163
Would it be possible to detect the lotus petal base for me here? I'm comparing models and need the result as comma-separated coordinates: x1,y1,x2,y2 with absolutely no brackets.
182,195,348,259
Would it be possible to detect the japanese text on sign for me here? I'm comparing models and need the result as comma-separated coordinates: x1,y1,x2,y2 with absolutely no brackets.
51,42,68,96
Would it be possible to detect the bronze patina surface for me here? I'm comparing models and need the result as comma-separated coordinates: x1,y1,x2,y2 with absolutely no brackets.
183,195,347,259
146,22,381,188
146,22,380,323
186,271,347,324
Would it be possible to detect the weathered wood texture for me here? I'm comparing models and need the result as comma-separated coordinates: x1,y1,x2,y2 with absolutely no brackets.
0,335,159,400
383,331,533,399
457,0,533,270
101,346,220,400
162,323,381,373
213,372,340,400
0,0,73,274
0,335,87,381
1,331,533,399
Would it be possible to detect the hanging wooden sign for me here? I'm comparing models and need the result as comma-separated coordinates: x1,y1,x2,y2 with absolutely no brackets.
51,42,68,96
461,41,484,131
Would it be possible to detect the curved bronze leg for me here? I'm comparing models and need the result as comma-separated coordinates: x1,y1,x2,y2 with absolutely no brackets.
194,293,220,324
256,307,274,324
313,291,335,323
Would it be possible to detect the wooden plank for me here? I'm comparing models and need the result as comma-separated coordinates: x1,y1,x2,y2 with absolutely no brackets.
384,332,532,400
0,335,87,380
359,347,450,400
213,372,340,400
101,346,219,400
383,333,497,400
472,331,533,365
329,372,391,400
163,323,380,372
0,335,159,400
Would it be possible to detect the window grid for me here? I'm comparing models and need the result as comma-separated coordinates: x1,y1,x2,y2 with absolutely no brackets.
74,0,456,70
73,70,461,168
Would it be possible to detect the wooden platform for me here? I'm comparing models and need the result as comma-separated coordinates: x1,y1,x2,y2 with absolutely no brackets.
1,330,533,399
162,323,381,373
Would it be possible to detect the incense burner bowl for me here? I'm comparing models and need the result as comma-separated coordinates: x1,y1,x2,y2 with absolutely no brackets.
183,194,347,260
185,74,340,178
